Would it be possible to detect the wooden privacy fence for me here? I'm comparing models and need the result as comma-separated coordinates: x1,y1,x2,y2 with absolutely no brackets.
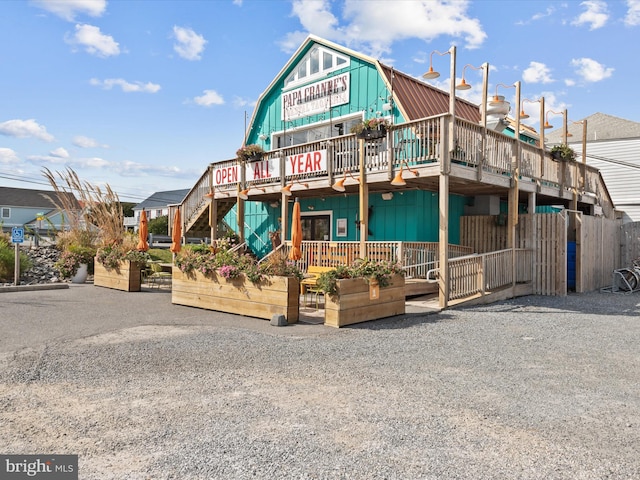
461,212,621,295
621,222,640,267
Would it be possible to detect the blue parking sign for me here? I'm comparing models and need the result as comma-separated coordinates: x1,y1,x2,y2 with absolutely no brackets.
11,227,24,244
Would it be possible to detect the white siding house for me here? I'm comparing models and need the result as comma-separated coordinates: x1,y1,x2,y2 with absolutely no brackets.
547,112,640,223
131,189,189,232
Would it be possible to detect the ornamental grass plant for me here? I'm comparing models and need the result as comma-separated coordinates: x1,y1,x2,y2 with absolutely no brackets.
44,167,149,272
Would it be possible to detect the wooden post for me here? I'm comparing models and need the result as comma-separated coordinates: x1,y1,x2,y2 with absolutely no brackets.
359,137,368,259
436,47,456,309
280,153,288,243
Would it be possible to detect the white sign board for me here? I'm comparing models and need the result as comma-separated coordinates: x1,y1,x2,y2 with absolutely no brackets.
282,73,350,121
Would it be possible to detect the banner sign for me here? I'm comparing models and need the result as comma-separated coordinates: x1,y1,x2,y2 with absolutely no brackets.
282,73,350,121
245,158,280,181
213,164,239,186
285,150,327,176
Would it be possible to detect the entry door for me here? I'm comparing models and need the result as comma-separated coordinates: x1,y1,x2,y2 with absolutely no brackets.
302,215,330,241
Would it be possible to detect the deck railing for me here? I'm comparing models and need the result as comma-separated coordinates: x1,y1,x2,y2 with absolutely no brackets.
448,248,532,300
176,113,611,238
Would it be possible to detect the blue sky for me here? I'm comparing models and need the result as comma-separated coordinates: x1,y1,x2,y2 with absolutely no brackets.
1,0,638,202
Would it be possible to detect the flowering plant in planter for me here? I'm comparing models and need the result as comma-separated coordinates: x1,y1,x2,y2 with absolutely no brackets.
95,239,150,270
316,258,404,296
175,243,302,284
350,117,390,135
236,144,265,162
55,245,96,279
218,265,240,279
550,144,576,162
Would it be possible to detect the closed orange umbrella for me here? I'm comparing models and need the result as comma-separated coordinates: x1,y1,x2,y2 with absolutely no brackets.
170,209,182,254
289,198,302,261
137,210,149,251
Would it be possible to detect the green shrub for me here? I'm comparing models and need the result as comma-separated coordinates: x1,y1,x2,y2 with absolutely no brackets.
0,234,33,282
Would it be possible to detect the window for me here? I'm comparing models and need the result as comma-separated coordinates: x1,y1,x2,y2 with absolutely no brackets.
301,215,331,241
1,208,9,219
310,48,319,75
274,114,362,148
284,46,350,88
156,209,163,217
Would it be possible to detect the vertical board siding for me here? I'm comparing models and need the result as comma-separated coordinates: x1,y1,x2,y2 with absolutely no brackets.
461,213,620,295
621,222,640,267
579,215,620,292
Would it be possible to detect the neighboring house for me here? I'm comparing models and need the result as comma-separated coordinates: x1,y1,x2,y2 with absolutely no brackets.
546,112,640,223
0,186,79,235
129,189,190,232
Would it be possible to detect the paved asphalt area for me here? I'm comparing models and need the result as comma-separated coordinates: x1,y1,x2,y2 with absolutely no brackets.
1,283,639,479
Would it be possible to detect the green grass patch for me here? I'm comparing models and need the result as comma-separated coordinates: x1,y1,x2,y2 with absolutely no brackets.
147,248,173,263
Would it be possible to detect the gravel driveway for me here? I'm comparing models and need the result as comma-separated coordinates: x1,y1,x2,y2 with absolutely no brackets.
1,285,639,479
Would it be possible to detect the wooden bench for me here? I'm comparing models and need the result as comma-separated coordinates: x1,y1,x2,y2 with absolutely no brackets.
301,266,334,308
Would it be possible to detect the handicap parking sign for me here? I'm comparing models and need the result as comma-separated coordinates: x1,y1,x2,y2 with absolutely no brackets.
11,227,24,244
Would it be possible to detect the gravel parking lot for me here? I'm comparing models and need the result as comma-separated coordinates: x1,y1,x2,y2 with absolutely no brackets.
1,285,639,479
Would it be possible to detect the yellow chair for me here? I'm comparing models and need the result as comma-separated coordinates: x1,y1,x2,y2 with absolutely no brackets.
148,262,172,288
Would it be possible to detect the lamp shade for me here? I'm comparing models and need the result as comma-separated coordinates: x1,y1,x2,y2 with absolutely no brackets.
332,177,346,192
456,78,471,90
390,170,406,186
422,67,440,79
281,184,292,196
238,189,249,200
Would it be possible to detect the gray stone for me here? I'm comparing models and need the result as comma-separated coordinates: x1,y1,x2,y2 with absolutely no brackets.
270,314,287,326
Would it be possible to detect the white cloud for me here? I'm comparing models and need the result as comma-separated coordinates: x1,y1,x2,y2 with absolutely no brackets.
281,0,486,57
75,156,110,168
522,61,554,84
625,0,640,26
0,148,20,164
0,119,55,142
232,96,256,108
26,154,68,165
90,78,161,93
50,147,69,158
31,0,107,21
73,135,107,148
115,160,194,178
570,57,614,82
515,5,556,25
172,26,207,61
193,90,224,107
66,24,120,57
572,0,609,30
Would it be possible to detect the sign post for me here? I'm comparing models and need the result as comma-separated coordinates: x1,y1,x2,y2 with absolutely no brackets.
11,227,24,286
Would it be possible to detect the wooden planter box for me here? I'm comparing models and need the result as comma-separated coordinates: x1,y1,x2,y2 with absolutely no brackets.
324,275,405,328
93,260,143,292
171,267,300,323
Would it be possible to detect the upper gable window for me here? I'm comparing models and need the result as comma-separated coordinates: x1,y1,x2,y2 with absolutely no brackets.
284,46,350,89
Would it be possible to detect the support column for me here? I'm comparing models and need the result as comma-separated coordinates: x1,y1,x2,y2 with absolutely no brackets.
438,173,449,309
358,138,368,259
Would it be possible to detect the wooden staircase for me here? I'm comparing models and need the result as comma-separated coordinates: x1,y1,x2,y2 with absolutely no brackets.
183,196,237,237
